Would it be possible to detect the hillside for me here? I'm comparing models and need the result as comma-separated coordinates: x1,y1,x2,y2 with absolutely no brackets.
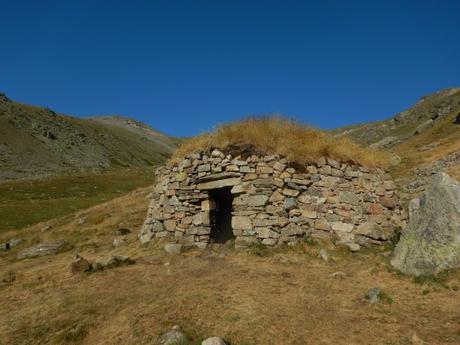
334,88,460,149
334,88,460,181
0,93,180,181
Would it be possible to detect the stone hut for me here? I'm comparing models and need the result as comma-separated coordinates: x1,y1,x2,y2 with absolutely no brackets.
140,147,406,249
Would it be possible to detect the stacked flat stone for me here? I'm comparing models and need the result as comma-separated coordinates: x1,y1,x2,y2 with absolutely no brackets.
139,149,406,248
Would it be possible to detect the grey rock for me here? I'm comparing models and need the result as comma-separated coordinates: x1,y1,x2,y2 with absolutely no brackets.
231,216,253,230
164,243,182,255
392,173,460,276
339,191,359,205
367,287,381,304
17,240,69,259
0,238,21,251
197,177,241,190
113,238,127,247
139,231,154,244
98,255,135,269
158,325,188,345
202,337,228,345
283,197,297,210
319,249,329,262
346,242,360,252
355,222,391,241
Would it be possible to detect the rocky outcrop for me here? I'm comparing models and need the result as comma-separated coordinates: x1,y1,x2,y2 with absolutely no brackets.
141,149,405,249
17,240,70,259
392,173,460,276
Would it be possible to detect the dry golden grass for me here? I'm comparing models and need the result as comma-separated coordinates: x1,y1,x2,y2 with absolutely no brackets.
2,186,460,345
173,116,388,167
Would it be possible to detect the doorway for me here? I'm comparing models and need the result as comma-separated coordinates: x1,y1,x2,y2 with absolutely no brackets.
209,187,234,243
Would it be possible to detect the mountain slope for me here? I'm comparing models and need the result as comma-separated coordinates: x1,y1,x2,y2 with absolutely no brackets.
334,88,460,149
87,115,180,153
0,93,180,180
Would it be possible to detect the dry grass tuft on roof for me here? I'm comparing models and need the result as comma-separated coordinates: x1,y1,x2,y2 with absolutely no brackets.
172,116,388,167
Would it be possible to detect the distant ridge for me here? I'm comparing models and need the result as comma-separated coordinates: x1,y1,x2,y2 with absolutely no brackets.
0,94,181,181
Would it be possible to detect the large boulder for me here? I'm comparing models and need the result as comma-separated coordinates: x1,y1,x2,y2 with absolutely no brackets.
391,172,460,276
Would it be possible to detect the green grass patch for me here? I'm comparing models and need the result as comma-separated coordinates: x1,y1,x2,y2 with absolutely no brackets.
0,168,155,232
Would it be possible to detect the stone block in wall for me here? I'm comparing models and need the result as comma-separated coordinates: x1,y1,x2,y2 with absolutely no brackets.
269,190,285,202
253,218,279,227
243,173,258,181
257,227,280,239
379,196,395,209
262,238,278,246
164,219,176,231
231,216,253,230
192,212,210,226
197,177,241,190
334,208,353,218
156,231,170,238
188,226,211,235
331,222,354,233
273,161,286,172
364,203,385,215
354,222,391,241
240,166,254,173
234,194,269,207
226,164,240,172
301,209,318,219
256,165,274,174
178,159,192,170
231,183,257,195
174,231,184,241
266,205,287,216
277,217,290,227
283,197,297,210
282,223,305,236
331,168,344,177
201,199,216,211
335,232,355,243
339,191,359,206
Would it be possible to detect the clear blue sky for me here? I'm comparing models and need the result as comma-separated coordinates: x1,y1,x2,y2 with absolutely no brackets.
1,0,459,137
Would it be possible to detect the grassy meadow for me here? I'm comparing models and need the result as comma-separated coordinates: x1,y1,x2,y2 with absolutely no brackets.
1,186,460,345
0,168,155,232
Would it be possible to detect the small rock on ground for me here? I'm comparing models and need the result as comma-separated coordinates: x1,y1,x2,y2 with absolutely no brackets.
319,249,329,262
94,255,135,270
202,337,228,345
329,271,347,279
158,325,188,345
164,243,182,255
367,287,381,304
113,238,127,247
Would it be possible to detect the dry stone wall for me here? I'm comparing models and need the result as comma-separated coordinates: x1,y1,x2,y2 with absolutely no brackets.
140,149,406,249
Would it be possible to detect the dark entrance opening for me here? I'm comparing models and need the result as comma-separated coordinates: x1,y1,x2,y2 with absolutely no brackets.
209,187,234,243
